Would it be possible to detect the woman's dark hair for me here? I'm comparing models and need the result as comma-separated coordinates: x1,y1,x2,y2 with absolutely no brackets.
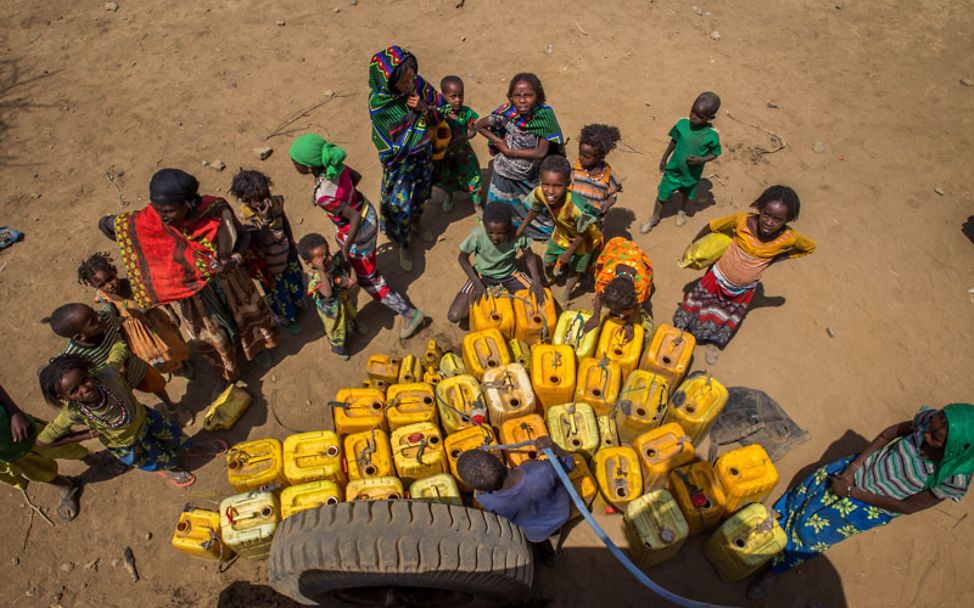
751,185,801,221
229,169,272,203
602,277,638,313
77,252,116,287
391,55,419,91
482,202,513,227
39,354,93,406
579,124,621,156
456,449,508,492
42,303,91,338
296,233,329,262
508,72,545,104
539,154,572,179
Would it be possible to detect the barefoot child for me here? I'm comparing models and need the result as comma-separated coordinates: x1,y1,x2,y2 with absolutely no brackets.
673,185,815,364
433,75,484,214
640,92,722,233
476,73,564,239
584,237,655,340
517,155,602,300
572,124,623,218
229,170,305,334
296,233,359,361
447,203,546,324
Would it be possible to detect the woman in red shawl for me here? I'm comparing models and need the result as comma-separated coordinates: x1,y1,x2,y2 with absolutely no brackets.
99,169,277,382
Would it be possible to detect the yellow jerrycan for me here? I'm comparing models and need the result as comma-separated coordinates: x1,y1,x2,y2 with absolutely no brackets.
574,356,622,416
597,415,621,449
219,490,280,560
346,476,405,501
714,444,779,513
553,309,600,359
365,354,402,391
616,370,670,444
344,428,394,481
677,232,732,270
624,489,689,568
435,374,486,435
546,402,600,460
512,288,557,345
283,430,346,486
385,382,438,431
508,338,532,372
461,328,512,379
704,503,787,583
593,446,643,508
390,422,448,484
530,344,577,413
444,424,498,490
634,423,695,492
202,383,252,431
332,387,388,437
595,317,645,378
664,372,729,444
640,324,696,391
397,355,423,384
171,508,232,561
669,461,727,536
423,370,445,388
481,363,537,429
438,352,467,378
422,339,444,374
226,438,287,493
280,480,343,520
409,473,463,506
470,288,516,339
499,414,549,467
567,453,598,515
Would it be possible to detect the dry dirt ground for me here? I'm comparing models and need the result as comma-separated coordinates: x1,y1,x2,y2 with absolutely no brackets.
1,1,973,607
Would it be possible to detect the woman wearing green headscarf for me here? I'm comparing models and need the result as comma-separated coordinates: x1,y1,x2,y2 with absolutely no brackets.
748,403,974,600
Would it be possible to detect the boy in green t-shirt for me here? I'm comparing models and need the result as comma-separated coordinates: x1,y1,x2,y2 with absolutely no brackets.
447,202,546,324
640,92,722,234
433,75,485,214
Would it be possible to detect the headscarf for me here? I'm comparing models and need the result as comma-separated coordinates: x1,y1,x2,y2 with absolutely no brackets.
289,134,347,181
149,168,200,205
925,403,974,489
490,101,564,144
367,45,450,162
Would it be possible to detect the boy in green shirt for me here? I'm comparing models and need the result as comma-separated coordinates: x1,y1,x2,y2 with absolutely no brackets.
447,202,546,324
640,91,722,233
433,75,485,214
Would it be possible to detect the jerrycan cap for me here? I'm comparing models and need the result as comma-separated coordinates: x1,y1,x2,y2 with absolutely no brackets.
471,414,486,425
407,432,424,443
659,528,676,544
691,491,708,508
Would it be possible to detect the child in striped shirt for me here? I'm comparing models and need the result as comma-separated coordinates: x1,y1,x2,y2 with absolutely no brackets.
572,124,623,218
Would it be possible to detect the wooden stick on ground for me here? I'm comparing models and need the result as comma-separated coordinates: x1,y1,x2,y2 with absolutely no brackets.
724,110,787,155
104,169,128,207
264,93,354,141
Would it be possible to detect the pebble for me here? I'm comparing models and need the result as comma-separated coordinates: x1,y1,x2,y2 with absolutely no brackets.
105,2,119,12
767,102,779,109
710,31,721,41
812,141,826,153
32,192,42,199
692,6,704,15
60,562,75,572
826,326,836,338
276,20,286,27
350,0,358,5
111,558,120,568
26,588,35,598
296,217,304,225
211,160,226,172
324,89,335,98
145,531,153,541
334,7,341,13
934,186,945,196
11,557,19,566
271,375,278,382
961,78,974,87
545,44,554,55
201,160,209,167
460,36,466,42
254,146,273,160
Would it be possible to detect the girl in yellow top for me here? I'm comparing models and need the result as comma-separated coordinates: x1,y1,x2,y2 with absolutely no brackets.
673,185,815,363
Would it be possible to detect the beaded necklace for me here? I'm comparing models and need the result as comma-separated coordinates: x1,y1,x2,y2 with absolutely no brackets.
75,381,132,430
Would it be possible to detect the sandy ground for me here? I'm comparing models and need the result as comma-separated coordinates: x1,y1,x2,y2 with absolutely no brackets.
1,0,973,607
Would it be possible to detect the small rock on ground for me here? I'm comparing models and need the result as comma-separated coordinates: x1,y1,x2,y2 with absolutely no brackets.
710,31,721,40
960,78,974,87
254,146,273,160
812,141,826,153
933,186,945,196
211,160,226,171
105,2,119,12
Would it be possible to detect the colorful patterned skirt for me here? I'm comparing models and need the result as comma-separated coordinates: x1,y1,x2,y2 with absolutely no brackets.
771,456,898,574
672,266,756,348
263,253,306,324
487,171,549,240
433,142,484,208
335,203,411,318
110,407,188,472
379,145,434,247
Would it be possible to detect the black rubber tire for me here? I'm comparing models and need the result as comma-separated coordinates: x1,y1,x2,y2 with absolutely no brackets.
267,500,535,607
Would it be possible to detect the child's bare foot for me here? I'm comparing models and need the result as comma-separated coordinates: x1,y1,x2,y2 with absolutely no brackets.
675,210,688,227
157,469,196,488
639,216,660,234
55,478,81,521
705,344,720,365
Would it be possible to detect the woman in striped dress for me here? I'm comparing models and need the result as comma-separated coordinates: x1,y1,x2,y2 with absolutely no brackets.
748,403,974,600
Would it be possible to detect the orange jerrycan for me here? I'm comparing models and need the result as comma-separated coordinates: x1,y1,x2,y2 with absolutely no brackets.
202,383,252,431
567,453,598,514
546,402,600,460
390,422,448,484
481,363,537,428
597,415,621,450
344,428,394,481
346,476,405,501
171,508,232,561
283,430,346,486
640,324,696,391
366,354,401,391
554,309,600,359
280,481,343,519
512,288,557,345
461,328,512,379
435,374,486,435
664,372,729,444
438,352,467,378
409,473,463,506
669,461,727,536
508,338,532,372
422,339,444,374
499,414,549,466
704,503,787,583
634,423,695,492
616,370,670,444
332,387,387,437
219,490,280,560
574,356,622,416
714,445,779,513
226,438,287,492
444,424,498,490
397,355,423,384
531,344,577,413
386,383,438,431
593,446,643,508
624,489,689,568
470,288,516,339
596,317,645,378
